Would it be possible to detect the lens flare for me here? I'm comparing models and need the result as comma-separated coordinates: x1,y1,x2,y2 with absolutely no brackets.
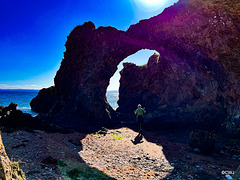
141,0,165,6
134,0,166,12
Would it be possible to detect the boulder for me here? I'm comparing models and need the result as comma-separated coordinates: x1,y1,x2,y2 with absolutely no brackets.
30,86,58,114
0,103,51,131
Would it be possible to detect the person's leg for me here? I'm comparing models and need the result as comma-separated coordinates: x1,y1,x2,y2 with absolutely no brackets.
139,116,143,132
137,116,141,132
139,121,142,132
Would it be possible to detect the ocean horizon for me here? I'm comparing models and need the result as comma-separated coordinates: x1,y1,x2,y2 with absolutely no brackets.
0,89,119,115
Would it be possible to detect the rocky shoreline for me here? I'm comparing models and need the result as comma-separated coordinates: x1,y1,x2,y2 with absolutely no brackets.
1,126,239,180
1,0,240,179
1,103,240,179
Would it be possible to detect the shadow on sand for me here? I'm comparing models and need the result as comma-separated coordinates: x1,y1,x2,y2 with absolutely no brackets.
107,121,240,180
5,118,238,180
2,128,116,180
131,133,144,145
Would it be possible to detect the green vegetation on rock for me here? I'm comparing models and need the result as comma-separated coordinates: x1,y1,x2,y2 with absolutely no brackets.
11,162,26,180
110,132,122,140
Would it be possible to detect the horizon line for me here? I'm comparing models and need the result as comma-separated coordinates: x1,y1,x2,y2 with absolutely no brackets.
0,88,119,92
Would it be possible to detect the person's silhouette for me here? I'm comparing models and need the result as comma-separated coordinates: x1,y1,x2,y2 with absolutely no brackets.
134,104,146,135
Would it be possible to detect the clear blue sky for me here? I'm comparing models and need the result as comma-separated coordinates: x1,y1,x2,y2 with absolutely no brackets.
0,0,178,90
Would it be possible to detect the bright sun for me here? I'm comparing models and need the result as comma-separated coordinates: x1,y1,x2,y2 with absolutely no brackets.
134,0,167,12
140,0,165,6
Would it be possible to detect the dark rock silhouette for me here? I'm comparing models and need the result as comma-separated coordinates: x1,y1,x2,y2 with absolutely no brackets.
0,103,27,129
0,103,56,132
116,52,240,134
30,86,58,114
31,0,240,135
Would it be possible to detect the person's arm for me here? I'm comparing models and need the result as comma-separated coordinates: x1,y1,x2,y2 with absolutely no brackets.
143,108,146,114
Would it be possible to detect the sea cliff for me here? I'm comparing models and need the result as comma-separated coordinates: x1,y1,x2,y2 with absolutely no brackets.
30,0,240,136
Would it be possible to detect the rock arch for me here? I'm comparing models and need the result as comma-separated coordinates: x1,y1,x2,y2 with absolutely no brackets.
31,21,160,129
31,0,240,133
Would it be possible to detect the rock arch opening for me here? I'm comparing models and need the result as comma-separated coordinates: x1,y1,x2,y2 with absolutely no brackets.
30,0,240,134
106,49,158,110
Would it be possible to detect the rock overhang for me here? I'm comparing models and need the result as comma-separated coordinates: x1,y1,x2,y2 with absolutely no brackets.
30,0,240,136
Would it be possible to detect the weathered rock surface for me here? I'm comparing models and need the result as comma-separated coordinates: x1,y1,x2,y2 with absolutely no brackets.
0,133,26,180
31,22,146,130
31,0,240,134
117,53,240,135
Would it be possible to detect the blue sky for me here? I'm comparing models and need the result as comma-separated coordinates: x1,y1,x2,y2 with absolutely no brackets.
0,0,178,90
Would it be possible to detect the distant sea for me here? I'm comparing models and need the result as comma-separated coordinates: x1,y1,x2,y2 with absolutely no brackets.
0,89,119,116
106,90,119,110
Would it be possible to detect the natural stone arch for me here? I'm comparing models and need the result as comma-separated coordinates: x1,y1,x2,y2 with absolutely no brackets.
31,22,162,130
31,0,240,134
29,20,223,130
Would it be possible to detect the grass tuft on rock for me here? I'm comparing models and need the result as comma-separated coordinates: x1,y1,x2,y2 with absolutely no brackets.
11,162,26,180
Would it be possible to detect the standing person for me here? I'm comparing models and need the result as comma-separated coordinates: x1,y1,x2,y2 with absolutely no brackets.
134,104,146,135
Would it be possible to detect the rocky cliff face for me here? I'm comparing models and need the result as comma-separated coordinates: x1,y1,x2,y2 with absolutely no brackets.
127,0,240,77
117,53,240,135
31,0,240,134
31,22,147,130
